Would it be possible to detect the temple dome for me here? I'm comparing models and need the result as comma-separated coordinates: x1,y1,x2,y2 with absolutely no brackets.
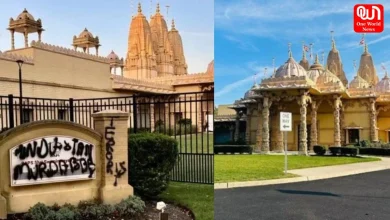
316,68,345,89
375,73,390,93
107,50,119,60
79,28,94,38
349,74,370,89
17,8,35,20
306,55,323,82
275,54,307,78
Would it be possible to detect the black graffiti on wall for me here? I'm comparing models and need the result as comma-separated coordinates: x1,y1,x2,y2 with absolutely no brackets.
13,157,96,181
12,137,96,181
105,118,116,174
104,117,127,186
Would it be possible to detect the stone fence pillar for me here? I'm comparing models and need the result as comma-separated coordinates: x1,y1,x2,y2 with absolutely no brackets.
92,110,133,204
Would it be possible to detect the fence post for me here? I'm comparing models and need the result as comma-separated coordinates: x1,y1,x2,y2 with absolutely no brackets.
8,94,14,128
132,95,137,133
69,98,74,122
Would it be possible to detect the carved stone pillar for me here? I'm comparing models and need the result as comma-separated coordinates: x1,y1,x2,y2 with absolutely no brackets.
24,28,28,48
310,100,318,151
245,109,251,144
255,102,263,153
340,108,345,145
38,30,42,42
234,111,240,142
298,94,309,155
370,98,379,142
274,106,284,152
10,30,15,50
261,97,271,154
150,103,155,132
333,96,342,146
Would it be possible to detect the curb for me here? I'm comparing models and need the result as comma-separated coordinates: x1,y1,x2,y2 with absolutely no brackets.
215,166,390,189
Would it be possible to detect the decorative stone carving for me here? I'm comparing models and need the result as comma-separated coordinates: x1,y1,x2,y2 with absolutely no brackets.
261,96,272,154
333,95,342,146
369,98,378,142
255,102,263,153
310,99,321,150
245,109,251,144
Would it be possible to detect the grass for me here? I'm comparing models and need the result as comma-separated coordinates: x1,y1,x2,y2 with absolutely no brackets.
160,182,214,220
215,155,381,183
174,133,213,153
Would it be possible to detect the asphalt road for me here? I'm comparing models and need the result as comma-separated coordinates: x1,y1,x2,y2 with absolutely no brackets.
215,170,390,220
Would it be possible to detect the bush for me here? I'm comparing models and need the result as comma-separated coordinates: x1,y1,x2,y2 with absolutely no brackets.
214,145,252,154
175,124,197,135
25,203,52,220
114,196,145,218
23,197,145,220
359,148,390,155
129,133,179,198
313,145,326,156
329,147,358,156
178,118,192,125
128,127,151,134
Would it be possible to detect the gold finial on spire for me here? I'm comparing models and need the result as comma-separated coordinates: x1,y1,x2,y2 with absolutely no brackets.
309,43,314,61
264,67,268,79
171,19,176,29
272,57,276,75
288,43,292,58
302,41,306,59
138,2,142,13
156,2,160,13
314,54,320,64
330,30,336,50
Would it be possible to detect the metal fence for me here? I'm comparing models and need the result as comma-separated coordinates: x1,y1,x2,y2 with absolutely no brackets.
0,92,214,184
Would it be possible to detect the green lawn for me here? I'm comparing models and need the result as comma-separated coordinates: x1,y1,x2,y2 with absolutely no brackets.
174,133,213,153
160,182,214,220
215,155,380,183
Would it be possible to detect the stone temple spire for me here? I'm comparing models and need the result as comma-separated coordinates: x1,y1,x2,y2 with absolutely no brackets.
299,41,309,70
168,19,187,75
357,42,379,85
326,31,348,86
125,2,157,79
150,3,175,76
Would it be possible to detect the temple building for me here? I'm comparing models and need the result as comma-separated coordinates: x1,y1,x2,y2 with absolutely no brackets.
220,35,390,155
0,5,213,130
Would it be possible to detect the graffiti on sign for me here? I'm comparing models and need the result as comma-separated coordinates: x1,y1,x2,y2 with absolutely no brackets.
10,136,96,186
104,117,127,186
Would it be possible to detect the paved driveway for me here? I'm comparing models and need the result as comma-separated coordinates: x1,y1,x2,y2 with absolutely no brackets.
215,170,390,220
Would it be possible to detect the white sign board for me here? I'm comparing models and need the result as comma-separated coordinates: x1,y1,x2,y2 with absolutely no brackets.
10,135,96,186
207,114,214,131
280,112,292,131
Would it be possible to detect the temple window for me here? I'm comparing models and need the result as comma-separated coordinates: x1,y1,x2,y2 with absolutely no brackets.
347,129,360,144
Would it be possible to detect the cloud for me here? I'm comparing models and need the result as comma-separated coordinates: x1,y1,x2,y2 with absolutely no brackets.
224,35,259,52
216,0,390,22
215,75,254,98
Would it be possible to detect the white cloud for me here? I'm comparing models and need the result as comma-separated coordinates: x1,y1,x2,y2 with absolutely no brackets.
224,35,259,52
215,75,254,98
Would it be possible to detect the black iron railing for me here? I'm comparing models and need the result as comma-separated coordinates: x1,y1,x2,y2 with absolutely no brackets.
1,92,214,184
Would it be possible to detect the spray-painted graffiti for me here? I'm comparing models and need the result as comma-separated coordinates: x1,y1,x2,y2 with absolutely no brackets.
104,117,127,186
10,136,96,186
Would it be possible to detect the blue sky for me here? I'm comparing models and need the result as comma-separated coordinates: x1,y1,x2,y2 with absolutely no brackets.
215,0,390,106
0,0,213,74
